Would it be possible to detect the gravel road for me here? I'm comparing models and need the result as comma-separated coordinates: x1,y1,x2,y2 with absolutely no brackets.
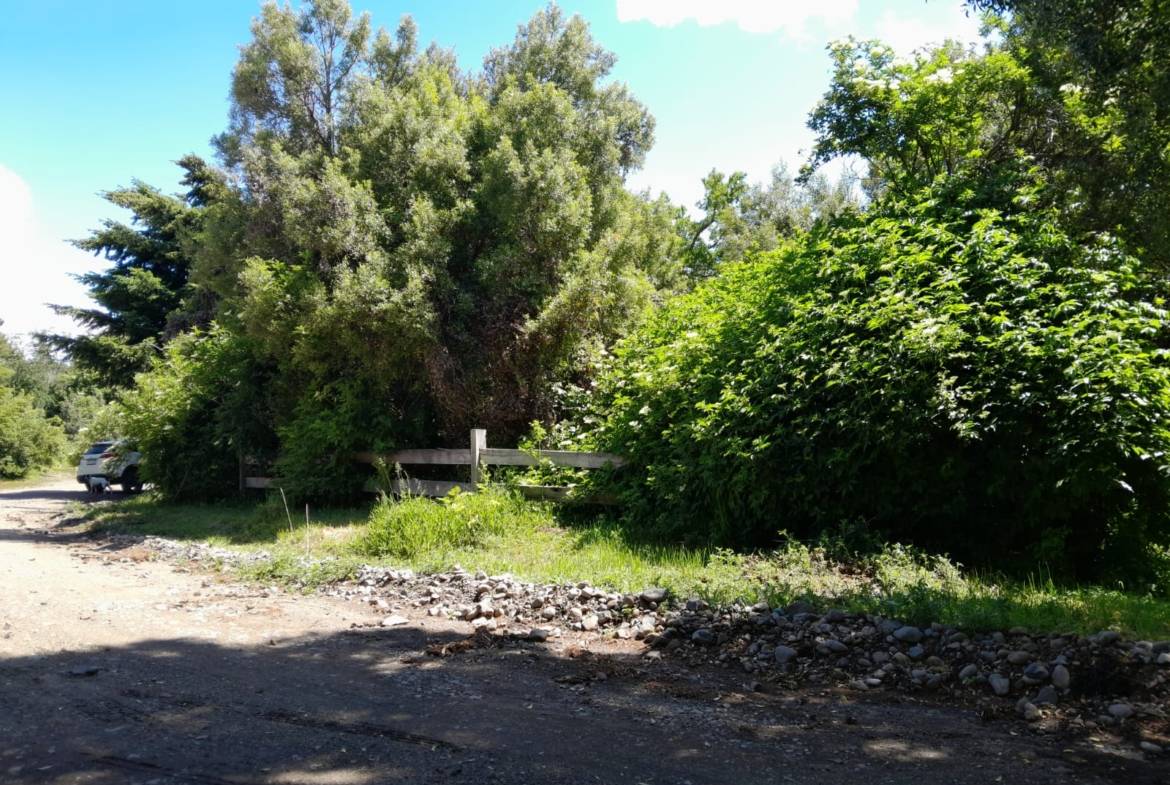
0,480,1162,784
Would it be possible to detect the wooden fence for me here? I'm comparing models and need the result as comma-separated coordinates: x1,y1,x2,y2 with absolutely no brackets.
243,428,624,504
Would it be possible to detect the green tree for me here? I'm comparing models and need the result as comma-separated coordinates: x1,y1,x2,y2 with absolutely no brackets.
41,155,224,388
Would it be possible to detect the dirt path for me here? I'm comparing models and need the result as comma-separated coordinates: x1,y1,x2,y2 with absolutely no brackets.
0,482,1162,784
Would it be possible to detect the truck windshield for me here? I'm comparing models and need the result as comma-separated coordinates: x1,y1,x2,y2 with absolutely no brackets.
85,442,114,456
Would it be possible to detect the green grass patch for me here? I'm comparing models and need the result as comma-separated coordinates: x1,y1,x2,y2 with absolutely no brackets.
85,488,1170,639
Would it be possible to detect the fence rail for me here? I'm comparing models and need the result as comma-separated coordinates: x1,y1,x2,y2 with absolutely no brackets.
243,429,623,505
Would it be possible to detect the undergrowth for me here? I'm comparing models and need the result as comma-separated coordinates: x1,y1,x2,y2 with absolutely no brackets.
85,488,1170,639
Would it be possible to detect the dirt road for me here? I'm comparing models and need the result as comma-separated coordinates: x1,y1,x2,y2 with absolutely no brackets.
0,482,1161,784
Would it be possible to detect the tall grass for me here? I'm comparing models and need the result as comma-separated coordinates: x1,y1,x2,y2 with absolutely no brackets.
86,488,1170,639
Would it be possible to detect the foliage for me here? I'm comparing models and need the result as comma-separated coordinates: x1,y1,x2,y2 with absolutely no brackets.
968,0,1170,268
40,156,225,387
118,328,272,500
99,0,692,502
586,175,1170,585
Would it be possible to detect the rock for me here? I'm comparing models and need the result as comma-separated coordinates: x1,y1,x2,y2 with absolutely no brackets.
1140,741,1163,755
871,651,890,664
1094,630,1122,645
1006,651,1031,665
1034,686,1059,706
959,663,979,680
641,587,667,604
1023,663,1050,682
1021,702,1041,722
691,628,715,644
774,645,798,665
567,607,584,623
1157,652,1170,666
1051,664,1071,689
786,600,814,615
907,645,925,660
527,627,552,642
825,609,847,623
65,664,101,678
1108,703,1134,719
893,626,924,643
381,614,409,628
471,617,495,630
581,614,599,631
989,673,1011,696
822,639,848,654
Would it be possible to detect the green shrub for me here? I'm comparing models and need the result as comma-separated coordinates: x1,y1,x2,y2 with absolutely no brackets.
119,328,273,500
587,182,1170,586
0,384,65,478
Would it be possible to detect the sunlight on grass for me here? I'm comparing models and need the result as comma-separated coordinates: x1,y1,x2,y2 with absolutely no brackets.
85,488,1170,639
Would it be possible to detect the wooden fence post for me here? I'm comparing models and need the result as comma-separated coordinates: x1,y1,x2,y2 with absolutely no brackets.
470,428,486,489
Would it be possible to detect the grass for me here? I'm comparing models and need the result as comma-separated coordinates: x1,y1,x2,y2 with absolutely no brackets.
83,488,1170,640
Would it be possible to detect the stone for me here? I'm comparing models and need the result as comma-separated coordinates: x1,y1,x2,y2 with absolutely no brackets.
871,651,890,664
959,663,979,680
1051,664,1071,689
893,626,924,643
641,587,668,604
824,609,847,623
989,673,1011,696
1034,686,1059,706
65,664,101,678
907,645,925,660
471,617,495,630
1140,742,1163,755
381,615,409,628
1095,630,1122,645
581,614,599,631
822,639,848,654
1157,652,1170,666
1023,663,1050,682
786,600,814,615
1108,703,1135,719
527,627,552,642
774,645,798,665
1021,702,1041,722
540,606,557,620
1006,651,1031,665
691,628,715,644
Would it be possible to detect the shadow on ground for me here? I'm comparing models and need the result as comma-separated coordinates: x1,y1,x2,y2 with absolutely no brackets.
1,623,1162,784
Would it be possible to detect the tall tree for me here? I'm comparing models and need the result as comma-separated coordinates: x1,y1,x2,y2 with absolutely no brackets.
41,155,223,388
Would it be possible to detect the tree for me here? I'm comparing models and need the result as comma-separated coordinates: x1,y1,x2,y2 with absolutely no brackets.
967,0,1170,268
118,1,686,501
0,332,65,477
40,155,223,388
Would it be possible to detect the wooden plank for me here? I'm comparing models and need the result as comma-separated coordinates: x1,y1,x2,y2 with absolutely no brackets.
516,484,620,506
243,476,273,489
389,478,474,498
480,447,625,469
353,449,472,466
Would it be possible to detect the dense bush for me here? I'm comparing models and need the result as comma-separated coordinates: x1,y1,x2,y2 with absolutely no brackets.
587,182,1170,585
0,384,65,478
119,329,272,499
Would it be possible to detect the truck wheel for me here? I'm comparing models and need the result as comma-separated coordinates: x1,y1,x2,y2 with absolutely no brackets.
120,467,142,494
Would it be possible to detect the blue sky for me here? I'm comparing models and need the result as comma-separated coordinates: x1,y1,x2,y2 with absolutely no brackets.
0,0,983,340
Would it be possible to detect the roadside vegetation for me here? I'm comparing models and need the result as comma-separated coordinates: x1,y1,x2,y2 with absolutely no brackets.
28,0,1170,644
87,487,1170,640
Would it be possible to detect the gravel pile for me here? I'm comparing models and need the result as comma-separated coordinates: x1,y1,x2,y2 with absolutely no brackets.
332,565,1169,756
114,534,1169,756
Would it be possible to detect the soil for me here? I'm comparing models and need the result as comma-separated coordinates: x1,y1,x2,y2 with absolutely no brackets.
1,480,1165,784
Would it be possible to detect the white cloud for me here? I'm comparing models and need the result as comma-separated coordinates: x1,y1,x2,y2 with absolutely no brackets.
616,0,859,38
873,4,986,55
0,164,98,341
